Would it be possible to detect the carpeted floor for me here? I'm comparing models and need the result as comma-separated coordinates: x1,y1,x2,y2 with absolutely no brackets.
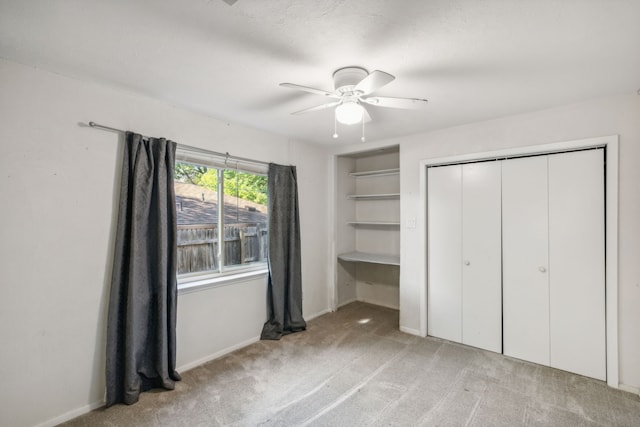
61,302,640,426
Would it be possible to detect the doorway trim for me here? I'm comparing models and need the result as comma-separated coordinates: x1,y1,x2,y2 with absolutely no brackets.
418,135,619,388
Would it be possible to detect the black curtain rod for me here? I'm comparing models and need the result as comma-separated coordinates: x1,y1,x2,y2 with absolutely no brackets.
88,121,270,167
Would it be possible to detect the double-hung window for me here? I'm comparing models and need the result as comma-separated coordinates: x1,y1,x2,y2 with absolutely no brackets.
174,147,268,288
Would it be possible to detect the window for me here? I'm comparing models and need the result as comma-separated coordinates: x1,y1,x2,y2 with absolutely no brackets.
174,152,268,283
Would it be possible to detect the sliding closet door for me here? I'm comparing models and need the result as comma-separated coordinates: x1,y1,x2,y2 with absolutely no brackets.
502,156,550,366
428,162,501,351
548,149,606,380
427,165,462,342
461,162,502,352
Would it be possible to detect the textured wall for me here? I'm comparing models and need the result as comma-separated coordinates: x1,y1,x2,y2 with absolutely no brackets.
395,94,640,392
0,59,330,427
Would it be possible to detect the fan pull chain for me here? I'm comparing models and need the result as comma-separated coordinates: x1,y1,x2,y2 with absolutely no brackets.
333,110,339,139
361,116,366,142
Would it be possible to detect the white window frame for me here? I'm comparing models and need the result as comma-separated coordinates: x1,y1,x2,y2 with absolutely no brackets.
175,146,269,293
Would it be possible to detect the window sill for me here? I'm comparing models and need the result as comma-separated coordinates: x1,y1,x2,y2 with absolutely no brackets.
178,268,269,295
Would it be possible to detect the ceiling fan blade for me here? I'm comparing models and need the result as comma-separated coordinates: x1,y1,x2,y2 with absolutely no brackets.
354,70,395,95
361,96,428,109
291,101,341,115
280,83,339,98
361,104,372,123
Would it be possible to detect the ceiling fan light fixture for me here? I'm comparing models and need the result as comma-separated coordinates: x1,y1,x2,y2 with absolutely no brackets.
280,66,428,139
335,100,364,125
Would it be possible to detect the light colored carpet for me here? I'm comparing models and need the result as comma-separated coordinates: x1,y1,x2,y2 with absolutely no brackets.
61,302,640,426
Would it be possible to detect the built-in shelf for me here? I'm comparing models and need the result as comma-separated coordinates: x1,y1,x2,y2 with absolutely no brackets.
338,251,400,266
336,147,401,309
347,221,400,226
349,168,400,178
347,193,400,200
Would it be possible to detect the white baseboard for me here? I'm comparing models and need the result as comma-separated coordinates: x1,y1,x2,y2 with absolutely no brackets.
618,383,640,395
177,311,336,374
179,310,332,375
356,298,399,311
399,325,423,336
338,298,400,311
305,308,331,321
34,400,105,427
178,335,261,372
37,335,264,426
364,301,399,310
337,298,358,308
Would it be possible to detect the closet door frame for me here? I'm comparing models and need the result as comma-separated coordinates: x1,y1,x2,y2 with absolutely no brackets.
419,135,619,388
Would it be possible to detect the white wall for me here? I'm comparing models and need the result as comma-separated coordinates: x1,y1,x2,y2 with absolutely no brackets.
394,94,640,391
0,59,330,427
335,156,357,307
3,53,638,425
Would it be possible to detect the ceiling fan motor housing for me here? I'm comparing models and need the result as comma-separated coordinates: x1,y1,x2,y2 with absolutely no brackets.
333,67,368,94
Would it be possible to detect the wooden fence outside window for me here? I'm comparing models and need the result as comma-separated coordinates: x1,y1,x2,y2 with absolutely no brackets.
176,222,268,274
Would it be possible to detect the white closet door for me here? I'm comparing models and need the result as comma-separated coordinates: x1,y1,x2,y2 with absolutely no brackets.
502,156,550,366
548,149,606,380
427,165,462,343
461,162,502,352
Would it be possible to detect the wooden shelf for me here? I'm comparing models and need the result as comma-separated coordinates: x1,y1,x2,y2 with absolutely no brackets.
350,168,400,178
337,251,400,266
347,221,400,226
346,193,400,200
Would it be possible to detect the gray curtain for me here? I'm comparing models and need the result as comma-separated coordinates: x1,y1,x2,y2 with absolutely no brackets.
260,163,307,340
106,132,181,407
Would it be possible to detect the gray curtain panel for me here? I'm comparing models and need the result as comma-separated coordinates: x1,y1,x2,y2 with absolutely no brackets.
261,163,307,340
106,132,181,407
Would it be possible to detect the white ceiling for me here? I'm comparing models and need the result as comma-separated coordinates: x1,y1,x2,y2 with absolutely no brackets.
1,0,639,145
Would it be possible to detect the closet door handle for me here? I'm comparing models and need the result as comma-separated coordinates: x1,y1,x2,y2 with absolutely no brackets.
464,260,470,266
539,266,547,273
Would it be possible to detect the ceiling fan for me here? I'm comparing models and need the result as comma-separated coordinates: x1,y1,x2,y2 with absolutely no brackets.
280,67,428,141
